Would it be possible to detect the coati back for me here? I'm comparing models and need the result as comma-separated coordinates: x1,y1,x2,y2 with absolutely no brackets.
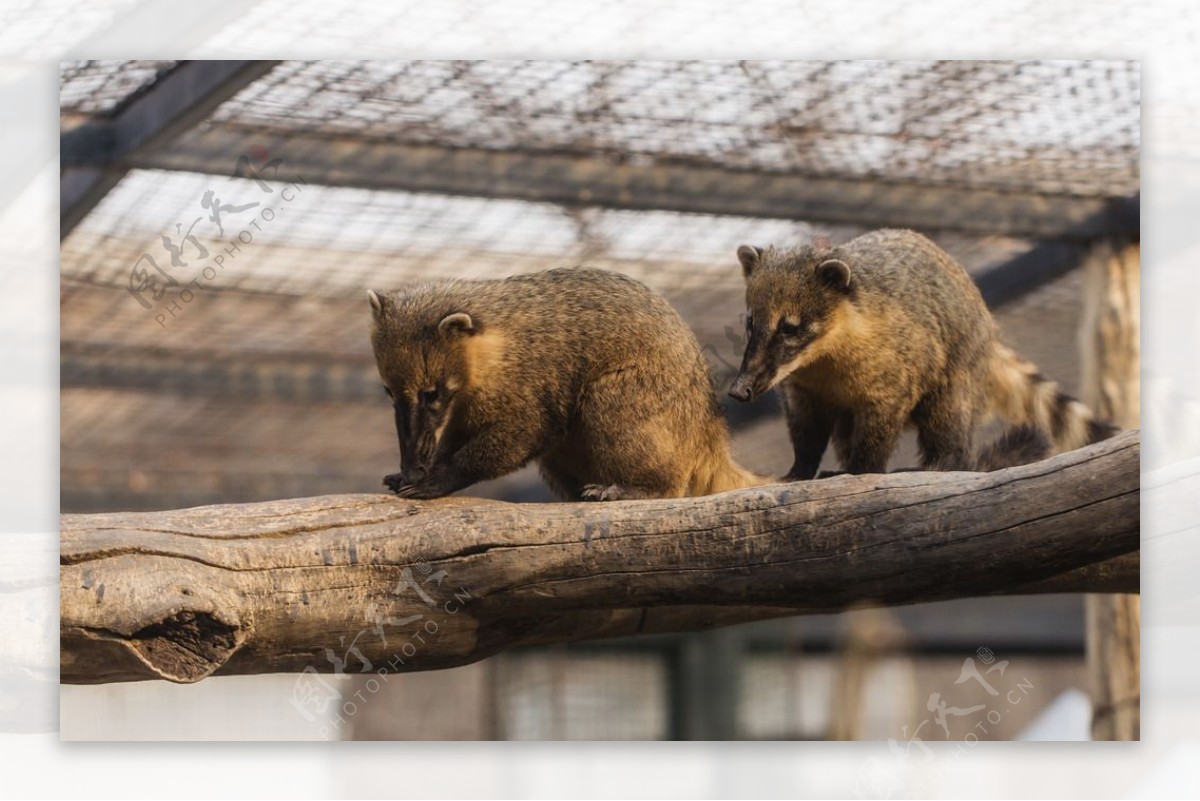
368,267,765,500
729,229,1116,477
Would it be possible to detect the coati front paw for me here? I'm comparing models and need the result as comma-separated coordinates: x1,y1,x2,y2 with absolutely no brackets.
383,472,447,499
393,484,446,499
386,468,463,499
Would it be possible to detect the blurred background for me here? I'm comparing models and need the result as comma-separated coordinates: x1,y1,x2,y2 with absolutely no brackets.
57,60,1139,741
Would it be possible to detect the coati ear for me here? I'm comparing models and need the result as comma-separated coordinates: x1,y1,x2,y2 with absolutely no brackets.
736,245,763,277
367,289,384,317
438,311,475,336
817,259,852,292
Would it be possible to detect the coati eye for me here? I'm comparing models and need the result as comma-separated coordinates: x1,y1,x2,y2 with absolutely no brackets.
418,387,440,407
778,320,801,337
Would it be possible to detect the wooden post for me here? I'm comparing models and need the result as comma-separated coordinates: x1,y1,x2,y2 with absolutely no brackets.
828,609,907,740
670,628,742,740
1080,239,1141,740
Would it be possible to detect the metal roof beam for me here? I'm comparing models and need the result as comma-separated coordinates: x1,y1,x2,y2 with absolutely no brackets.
976,195,1138,308
128,124,1139,242
60,60,280,238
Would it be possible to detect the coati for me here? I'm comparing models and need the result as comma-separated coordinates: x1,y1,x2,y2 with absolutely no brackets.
728,229,1117,478
368,267,766,500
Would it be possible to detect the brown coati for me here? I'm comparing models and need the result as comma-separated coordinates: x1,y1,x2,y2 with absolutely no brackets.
728,229,1117,478
368,267,766,500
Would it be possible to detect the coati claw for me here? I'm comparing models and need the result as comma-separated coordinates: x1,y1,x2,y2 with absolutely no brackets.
384,473,437,498
392,482,437,499
580,483,657,501
388,472,460,499
581,484,620,501
580,484,612,501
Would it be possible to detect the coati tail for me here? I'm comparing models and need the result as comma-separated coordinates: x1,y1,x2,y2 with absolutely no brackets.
717,462,774,493
974,425,1052,471
986,343,1118,453
693,448,772,494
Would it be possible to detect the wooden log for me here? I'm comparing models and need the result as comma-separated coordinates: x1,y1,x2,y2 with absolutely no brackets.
1081,240,1141,740
60,431,1139,685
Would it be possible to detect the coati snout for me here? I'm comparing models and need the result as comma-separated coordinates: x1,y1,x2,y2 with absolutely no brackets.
729,244,849,403
370,291,474,493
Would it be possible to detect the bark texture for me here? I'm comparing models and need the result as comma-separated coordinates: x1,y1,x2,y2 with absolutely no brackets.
61,431,1139,685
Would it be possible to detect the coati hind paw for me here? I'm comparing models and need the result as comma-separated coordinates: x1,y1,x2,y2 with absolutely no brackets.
580,483,650,502
581,483,620,501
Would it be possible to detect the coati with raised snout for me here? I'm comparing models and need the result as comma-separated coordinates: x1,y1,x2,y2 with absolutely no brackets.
729,229,1117,478
368,267,767,500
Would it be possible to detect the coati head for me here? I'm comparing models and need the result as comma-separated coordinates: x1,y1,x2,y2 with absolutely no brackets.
728,240,854,402
368,289,477,483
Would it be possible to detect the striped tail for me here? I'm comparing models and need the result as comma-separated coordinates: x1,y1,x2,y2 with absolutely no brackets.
975,425,1051,471
985,343,1118,454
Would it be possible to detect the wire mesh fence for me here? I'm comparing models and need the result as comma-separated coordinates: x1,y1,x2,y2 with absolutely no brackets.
59,59,176,116
201,60,1140,197
58,58,1134,740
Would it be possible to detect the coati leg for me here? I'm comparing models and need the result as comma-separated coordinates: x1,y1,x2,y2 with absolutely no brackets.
569,368,691,501
539,435,677,501
779,381,839,481
535,457,579,501
538,445,615,501
537,425,680,502
913,389,976,472
573,425,684,500
833,405,908,474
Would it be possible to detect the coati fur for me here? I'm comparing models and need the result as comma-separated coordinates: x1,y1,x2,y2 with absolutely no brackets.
973,425,1053,472
729,229,1117,477
368,267,765,500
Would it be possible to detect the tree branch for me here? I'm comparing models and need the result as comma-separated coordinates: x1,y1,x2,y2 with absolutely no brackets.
60,430,1139,684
